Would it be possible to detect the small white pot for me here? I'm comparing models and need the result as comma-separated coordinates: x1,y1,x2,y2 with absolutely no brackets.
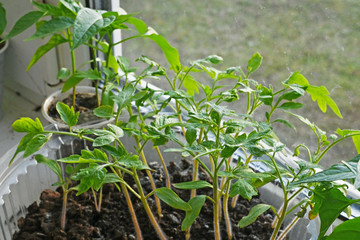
41,86,115,129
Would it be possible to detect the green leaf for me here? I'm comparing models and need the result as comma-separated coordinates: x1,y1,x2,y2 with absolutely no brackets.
204,55,223,64
247,52,262,75
107,124,124,138
32,1,63,16
27,34,68,70
3,11,45,41
26,16,74,41
116,155,151,171
314,187,358,239
183,74,199,96
291,155,360,186
93,135,115,147
352,135,360,154
278,102,303,110
93,105,113,119
173,180,213,190
144,28,181,72
24,134,52,157
103,173,123,184
230,179,258,200
279,90,303,101
154,187,191,211
285,71,309,87
182,195,206,230
56,102,79,127
12,117,43,133
306,85,343,119
0,3,6,36
324,217,360,240
72,164,107,194
72,8,103,49
35,154,62,180
238,204,271,228
9,133,35,165
57,67,71,80
62,73,85,92
185,127,197,146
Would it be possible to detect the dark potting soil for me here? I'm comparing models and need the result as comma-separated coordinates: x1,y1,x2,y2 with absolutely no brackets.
13,159,275,240
48,93,101,125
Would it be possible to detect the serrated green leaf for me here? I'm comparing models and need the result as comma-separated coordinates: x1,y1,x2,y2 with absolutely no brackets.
56,102,78,127
3,11,45,41
173,180,213,190
9,133,36,165
12,117,43,133
230,179,258,199
93,105,113,119
238,204,271,228
285,71,309,86
103,173,123,184
117,155,151,170
72,8,103,49
26,16,74,41
154,187,191,211
72,164,107,194
279,90,304,101
247,52,262,75
182,195,206,230
24,133,52,157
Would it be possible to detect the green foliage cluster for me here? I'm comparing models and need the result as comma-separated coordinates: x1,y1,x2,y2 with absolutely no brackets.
7,1,360,240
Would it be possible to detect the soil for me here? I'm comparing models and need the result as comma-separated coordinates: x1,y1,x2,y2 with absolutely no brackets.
13,159,275,240
48,93,101,125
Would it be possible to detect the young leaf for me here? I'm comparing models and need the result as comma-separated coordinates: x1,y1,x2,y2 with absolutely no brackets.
284,71,309,86
185,127,197,146
72,8,104,49
229,179,258,200
247,52,262,75
144,28,181,72
32,1,63,16
12,117,43,133
3,11,45,41
181,195,206,231
272,119,296,131
57,67,71,80
154,187,192,211
93,135,115,147
107,124,124,138
238,204,271,228
173,180,213,190
56,102,79,128
183,74,199,96
323,217,360,240
24,133,52,157
204,55,223,64
35,154,62,180
26,16,74,41
9,133,35,165
27,34,68,70
62,73,85,92
306,85,342,119
352,135,360,154
93,105,113,119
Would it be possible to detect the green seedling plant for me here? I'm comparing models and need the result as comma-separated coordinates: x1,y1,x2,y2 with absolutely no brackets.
2,0,178,112
133,51,360,240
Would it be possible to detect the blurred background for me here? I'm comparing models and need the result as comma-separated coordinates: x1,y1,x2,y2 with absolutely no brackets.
120,0,360,168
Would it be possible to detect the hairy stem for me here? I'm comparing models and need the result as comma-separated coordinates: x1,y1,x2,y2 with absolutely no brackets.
61,187,68,230
155,146,171,188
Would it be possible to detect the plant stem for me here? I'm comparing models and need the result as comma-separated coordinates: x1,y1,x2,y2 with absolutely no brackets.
223,182,232,240
67,28,77,109
133,169,167,240
155,146,171,188
121,182,143,240
61,187,68,230
278,216,300,240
